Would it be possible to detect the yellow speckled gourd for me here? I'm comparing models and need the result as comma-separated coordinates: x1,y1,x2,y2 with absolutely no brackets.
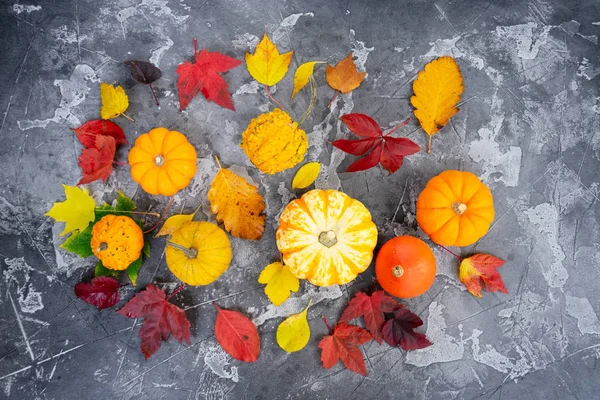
128,127,197,196
276,189,378,287
241,109,308,174
91,215,144,270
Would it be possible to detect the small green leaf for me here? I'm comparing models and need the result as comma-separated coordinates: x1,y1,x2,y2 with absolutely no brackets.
142,240,151,258
116,190,136,212
60,226,93,257
95,204,116,220
95,261,119,277
127,257,142,286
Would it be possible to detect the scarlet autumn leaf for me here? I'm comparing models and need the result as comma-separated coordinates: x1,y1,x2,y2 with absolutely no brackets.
118,284,191,360
74,276,120,311
72,120,128,148
332,113,420,174
459,253,507,298
125,60,161,106
176,47,242,111
382,308,432,351
339,290,402,344
318,320,372,376
213,303,260,362
77,135,116,185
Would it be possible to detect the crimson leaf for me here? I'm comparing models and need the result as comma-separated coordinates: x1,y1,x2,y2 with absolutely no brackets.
318,322,372,376
74,276,120,311
72,120,128,148
382,308,432,351
339,113,382,137
77,135,116,185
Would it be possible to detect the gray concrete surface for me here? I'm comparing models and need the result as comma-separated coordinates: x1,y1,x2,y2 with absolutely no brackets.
1,0,599,399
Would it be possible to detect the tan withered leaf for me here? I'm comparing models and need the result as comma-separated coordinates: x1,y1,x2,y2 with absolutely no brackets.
208,162,265,240
325,54,366,94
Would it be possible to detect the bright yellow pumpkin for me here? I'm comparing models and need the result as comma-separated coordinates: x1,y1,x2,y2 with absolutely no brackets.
276,189,378,286
128,127,197,196
91,215,144,270
416,170,494,246
165,221,232,286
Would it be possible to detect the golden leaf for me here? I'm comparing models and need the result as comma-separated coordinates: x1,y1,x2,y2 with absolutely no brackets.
292,162,320,189
325,53,366,94
410,56,464,153
155,207,199,238
291,61,324,98
207,161,265,240
100,82,130,120
258,262,300,306
276,300,311,352
45,185,96,236
245,33,293,86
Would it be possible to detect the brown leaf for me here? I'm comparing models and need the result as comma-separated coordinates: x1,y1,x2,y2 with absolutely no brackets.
326,54,366,94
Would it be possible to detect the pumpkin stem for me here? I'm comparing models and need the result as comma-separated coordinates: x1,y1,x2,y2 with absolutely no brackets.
166,241,198,259
392,265,404,278
318,231,337,248
154,155,165,166
452,202,467,215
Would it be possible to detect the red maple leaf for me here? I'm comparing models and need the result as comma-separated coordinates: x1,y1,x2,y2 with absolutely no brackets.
74,276,120,311
213,303,260,362
176,48,242,111
72,120,128,148
459,253,508,298
382,308,432,351
318,320,373,376
339,290,403,345
77,134,116,185
332,114,420,174
118,284,191,360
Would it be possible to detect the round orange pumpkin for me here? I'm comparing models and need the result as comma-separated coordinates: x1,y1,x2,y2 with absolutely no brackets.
276,189,377,286
90,215,144,270
375,236,436,298
128,127,197,196
416,170,494,247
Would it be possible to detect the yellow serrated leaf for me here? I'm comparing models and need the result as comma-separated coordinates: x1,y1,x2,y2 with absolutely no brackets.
100,82,130,120
410,56,464,153
276,300,311,353
45,185,96,236
245,33,293,86
292,162,320,189
258,262,300,306
291,61,324,98
207,161,265,240
155,211,197,238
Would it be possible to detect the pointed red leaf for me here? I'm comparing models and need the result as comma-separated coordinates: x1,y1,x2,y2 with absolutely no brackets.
346,142,383,172
339,291,403,344
332,137,379,156
340,113,382,137
77,135,116,185
379,142,405,174
213,303,260,362
74,276,120,311
72,120,128,148
459,253,507,298
318,322,372,376
118,285,191,360
382,308,432,351
384,136,421,157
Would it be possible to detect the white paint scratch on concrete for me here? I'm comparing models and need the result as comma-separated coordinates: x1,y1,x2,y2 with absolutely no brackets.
565,295,600,335
232,33,259,51
12,4,41,14
272,12,314,47
349,29,374,71
495,22,551,60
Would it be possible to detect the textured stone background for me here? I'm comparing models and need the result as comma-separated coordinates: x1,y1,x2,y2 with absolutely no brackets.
1,0,600,399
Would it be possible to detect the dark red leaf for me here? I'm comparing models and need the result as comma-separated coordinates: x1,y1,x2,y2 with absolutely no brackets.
340,113,382,137
384,136,421,157
176,49,241,111
318,322,372,376
77,135,116,185
72,120,128,148
382,308,432,351
379,142,404,174
118,284,191,360
332,137,379,156
339,290,403,344
74,276,120,311
346,142,383,172
213,303,260,362
125,60,161,84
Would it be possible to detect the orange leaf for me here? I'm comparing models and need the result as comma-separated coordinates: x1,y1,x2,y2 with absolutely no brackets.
325,53,366,94
459,253,507,298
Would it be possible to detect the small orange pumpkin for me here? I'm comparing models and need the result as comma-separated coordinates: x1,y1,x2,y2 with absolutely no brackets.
416,170,494,247
91,215,144,270
128,127,197,196
276,189,377,286
375,236,436,298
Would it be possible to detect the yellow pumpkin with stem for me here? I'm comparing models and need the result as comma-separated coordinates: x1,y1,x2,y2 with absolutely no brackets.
416,170,494,247
91,215,144,270
276,189,377,286
166,221,232,286
128,127,197,196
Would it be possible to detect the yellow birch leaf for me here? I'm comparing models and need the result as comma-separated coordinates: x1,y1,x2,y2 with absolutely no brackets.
276,300,311,353
410,56,464,153
258,262,300,306
291,61,324,98
45,185,96,236
207,161,265,240
100,82,130,120
245,33,293,86
291,162,321,189
155,208,199,238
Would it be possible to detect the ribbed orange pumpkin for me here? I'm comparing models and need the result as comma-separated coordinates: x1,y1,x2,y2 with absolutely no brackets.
416,170,494,246
90,215,144,270
128,127,197,196
276,189,378,286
